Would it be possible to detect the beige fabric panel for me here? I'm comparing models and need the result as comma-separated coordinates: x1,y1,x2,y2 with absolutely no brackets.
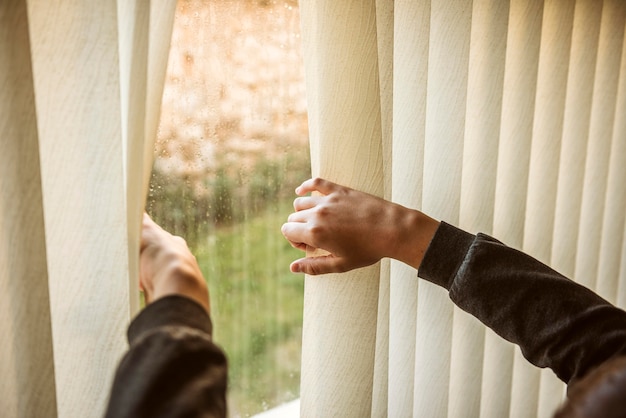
413,1,471,416
511,0,574,416
492,1,541,249
486,1,544,417
298,1,384,416
372,257,390,418
538,1,605,415
527,0,577,415
26,1,130,416
576,0,625,293
552,0,602,282
0,1,57,416
118,0,150,317
608,27,626,310
597,68,626,303
523,0,573,266
618,223,626,309
449,0,508,416
371,2,394,415
481,333,515,418
388,0,429,415
144,0,178,194
579,0,626,301
118,0,177,316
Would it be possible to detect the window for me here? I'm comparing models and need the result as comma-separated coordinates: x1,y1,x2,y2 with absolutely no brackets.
146,1,309,416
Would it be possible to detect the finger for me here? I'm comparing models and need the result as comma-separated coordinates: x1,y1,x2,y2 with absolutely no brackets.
142,212,159,230
285,239,309,252
140,218,156,251
295,177,341,196
286,206,317,223
293,195,323,211
281,222,312,247
290,254,346,275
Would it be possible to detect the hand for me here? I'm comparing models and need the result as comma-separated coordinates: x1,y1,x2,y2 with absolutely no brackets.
281,178,440,275
140,213,210,313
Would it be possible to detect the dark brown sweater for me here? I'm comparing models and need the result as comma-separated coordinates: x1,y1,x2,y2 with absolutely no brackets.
105,295,227,418
419,222,626,386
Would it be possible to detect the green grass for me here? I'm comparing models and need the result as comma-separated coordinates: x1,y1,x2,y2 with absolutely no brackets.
193,198,304,417
146,150,310,416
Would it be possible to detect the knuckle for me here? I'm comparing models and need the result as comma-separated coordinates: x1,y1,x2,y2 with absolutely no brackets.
327,194,340,204
316,205,330,217
308,263,320,276
308,224,327,246
312,177,324,188
309,224,323,238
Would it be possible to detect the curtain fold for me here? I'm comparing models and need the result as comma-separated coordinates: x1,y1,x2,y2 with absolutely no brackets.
413,0,471,415
299,0,626,417
298,1,384,416
522,0,576,415
0,1,176,416
388,2,429,416
372,1,394,415
26,1,129,415
451,0,508,416
119,0,177,316
0,1,57,416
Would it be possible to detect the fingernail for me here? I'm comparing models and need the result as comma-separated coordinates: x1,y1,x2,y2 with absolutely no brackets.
291,263,301,273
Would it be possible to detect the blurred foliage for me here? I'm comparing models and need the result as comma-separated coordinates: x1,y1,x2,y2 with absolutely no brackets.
145,151,309,416
195,200,305,415
146,151,310,250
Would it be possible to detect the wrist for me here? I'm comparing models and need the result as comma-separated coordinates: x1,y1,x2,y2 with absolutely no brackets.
392,206,440,270
150,261,210,314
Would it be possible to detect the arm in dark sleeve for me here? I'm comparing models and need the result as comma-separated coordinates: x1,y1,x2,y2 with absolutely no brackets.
105,295,227,418
418,222,626,386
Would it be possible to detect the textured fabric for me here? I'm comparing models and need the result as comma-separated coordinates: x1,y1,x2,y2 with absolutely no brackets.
419,222,626,387
105,295,227,418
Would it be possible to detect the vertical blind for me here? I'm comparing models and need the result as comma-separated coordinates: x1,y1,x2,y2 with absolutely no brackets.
0,1,176,416
298,0,626,417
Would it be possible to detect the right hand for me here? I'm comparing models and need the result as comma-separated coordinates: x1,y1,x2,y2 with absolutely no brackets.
281,178,440,275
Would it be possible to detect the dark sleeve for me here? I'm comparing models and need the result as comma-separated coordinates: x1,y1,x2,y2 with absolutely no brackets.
105,295,227,418
418,222,626,386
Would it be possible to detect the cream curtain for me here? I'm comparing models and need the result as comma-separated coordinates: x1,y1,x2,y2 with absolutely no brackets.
298,0,626,417
0,1,176,417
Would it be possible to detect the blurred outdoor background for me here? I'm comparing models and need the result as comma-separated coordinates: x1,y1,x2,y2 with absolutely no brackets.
145,0,309,416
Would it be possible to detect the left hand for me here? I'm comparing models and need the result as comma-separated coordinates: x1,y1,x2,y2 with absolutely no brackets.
140,213,210,313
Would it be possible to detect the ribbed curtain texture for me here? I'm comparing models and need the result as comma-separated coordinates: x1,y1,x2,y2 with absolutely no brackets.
298,0,626,417
0,1,176,417
2,0,626,417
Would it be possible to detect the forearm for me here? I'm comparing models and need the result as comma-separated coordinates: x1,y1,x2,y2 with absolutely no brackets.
419,222,626,385
105,296,227,418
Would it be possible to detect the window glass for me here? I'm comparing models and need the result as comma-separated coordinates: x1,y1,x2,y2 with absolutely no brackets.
146,1,308,416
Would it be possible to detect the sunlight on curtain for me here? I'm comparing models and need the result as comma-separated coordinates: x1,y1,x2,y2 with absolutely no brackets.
0,2,56,416
0,0,176,416
298,1,383,416
299,0,626,417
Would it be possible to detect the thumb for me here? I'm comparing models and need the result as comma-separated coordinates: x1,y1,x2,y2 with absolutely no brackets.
290,254,346,275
